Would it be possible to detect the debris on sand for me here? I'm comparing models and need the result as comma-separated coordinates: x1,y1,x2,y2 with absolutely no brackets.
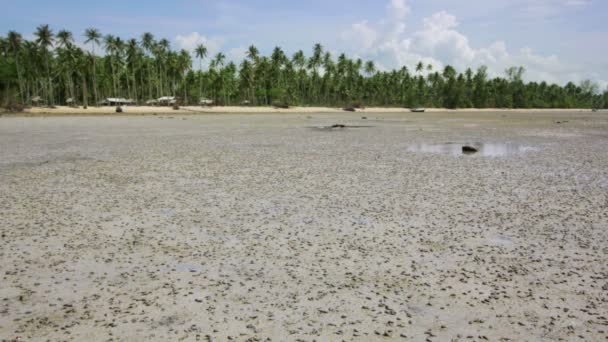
308,124,373,131
343,107,356,112
462,145,478,154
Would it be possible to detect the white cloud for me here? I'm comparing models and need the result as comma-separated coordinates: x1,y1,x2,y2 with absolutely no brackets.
341,21,378,50
339,0,596,85
227,46,248,64
175,32,222,67
388,0,411,19
564,0,591,6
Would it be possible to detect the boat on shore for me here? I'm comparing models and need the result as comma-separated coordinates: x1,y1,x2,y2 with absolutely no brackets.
411,108,426,113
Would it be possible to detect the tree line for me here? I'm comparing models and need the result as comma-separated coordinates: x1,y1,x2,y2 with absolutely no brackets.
1,25,607,109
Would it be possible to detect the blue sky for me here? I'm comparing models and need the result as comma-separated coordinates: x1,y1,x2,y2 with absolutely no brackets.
2,0,607,88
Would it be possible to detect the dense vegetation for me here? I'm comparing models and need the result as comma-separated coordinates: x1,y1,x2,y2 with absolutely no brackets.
1,25,607,109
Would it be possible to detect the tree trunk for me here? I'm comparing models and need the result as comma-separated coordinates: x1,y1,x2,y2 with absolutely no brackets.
82,74,88,107
92,45,99,106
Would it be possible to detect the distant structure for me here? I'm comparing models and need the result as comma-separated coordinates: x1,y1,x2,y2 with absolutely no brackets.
158,96,177,106
100,98,136,106
200,98,214,106
31,96,42,106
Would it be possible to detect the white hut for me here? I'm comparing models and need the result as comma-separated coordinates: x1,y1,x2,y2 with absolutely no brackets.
31,96,43,106
158,96,176,105
200,98,214,106
100,98,136,106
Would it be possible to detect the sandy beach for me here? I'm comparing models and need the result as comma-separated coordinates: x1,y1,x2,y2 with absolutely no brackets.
3,105,595,116
1,111,607,341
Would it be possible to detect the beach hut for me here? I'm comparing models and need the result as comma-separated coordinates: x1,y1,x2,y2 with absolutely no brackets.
100,98,135,106
31,96,43,106
200,98,214,106
158,96,176,106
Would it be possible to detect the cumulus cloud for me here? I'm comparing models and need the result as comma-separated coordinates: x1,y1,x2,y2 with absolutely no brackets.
388,0,411,19
564,0,591,6
341,21,378,50
339,0,595,85
175,32,222,67
227,46,248,64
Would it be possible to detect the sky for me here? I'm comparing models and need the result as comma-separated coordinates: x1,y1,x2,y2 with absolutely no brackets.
2,0,607,89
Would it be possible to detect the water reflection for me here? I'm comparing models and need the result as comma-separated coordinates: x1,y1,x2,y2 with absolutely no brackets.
408,142,537,157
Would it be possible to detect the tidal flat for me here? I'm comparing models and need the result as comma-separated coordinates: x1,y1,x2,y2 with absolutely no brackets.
1,111,607,341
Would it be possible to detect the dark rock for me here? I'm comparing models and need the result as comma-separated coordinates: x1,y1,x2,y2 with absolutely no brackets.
331,124,346,129
462,145,478,154
343,107,356,112
115,106,123,113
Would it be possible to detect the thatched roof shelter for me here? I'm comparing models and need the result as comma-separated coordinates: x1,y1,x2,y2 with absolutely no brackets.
158,96,176,105
100,98,136,106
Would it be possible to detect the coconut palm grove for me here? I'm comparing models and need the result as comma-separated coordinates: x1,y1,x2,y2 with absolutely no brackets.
1,25,607,109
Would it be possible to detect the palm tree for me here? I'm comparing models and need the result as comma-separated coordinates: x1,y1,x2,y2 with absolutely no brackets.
7,31,25,103
104,35,118,96
247,45,259,62
73,47,89,107
195,43,207,100
57,30,75,103
213,52,226,104
292,50,306,103
246,45,260,103
84,28,101,105
141,32,155,99
126,38,140,101
158,38,170,95
308,43,323,103
34,24,55,105
56,29,73,48
364,60,376,76
177,49,192,104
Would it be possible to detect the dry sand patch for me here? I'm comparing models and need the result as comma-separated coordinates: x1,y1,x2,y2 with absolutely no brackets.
1,112,607,341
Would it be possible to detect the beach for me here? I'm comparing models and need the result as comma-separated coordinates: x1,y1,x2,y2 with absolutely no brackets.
1,111,607,341
3,105,595,116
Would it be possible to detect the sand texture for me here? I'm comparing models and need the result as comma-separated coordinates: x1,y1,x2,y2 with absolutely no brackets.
5,105,595,116
1,111,607,341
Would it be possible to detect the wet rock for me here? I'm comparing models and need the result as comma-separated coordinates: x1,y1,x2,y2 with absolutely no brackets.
462,145,478,154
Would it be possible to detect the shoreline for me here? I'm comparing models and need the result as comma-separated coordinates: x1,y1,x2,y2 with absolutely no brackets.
0,105,596,117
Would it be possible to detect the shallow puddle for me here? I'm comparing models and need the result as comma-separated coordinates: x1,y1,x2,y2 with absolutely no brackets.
408,142,537,157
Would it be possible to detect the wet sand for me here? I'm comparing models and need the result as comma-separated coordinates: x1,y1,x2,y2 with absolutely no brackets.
1,111,607,341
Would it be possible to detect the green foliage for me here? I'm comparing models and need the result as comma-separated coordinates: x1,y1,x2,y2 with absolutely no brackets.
0,25,604,109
